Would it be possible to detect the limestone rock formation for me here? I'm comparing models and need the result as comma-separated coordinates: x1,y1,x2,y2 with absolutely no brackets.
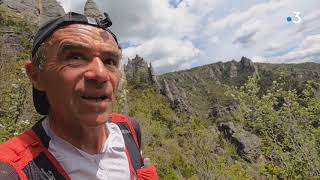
84,0,103,19
1,0,65,26
170,83,191,114
162,80,174,102
149,63,161,91
124,55,161,90
39,0,65,25
208,104,225,118
208,101,239,118
240,56,256,72
229,61,238,78
240,56,258,75
218,122,261,162
125,55,150,85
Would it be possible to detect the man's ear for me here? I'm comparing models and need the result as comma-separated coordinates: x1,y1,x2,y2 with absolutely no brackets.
25,61,45,91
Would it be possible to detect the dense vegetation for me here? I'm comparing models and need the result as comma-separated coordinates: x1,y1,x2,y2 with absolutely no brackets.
126,84,253,179
226,75,320,178
126,73,320,179
1,5,320,179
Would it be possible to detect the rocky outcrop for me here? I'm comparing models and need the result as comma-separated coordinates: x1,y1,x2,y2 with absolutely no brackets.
2,0,38,23
1,0,65,26
208,104,225,118
163,80,174,102
39,0,65,25
124,55,162,92
84,0,103,19
125,55,151,85
208,68,220,84
161,79,192,115
124,55,192,115
218,122,261,162
208,101,239,118
313,87,320,97
228,61,238,78
240,56,257,73
148,63,161,91
173,97,190,114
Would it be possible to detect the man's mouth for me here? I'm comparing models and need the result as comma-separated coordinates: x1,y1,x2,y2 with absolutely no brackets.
81,95,109,101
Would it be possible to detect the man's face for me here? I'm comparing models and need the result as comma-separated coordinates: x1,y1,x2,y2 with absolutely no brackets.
36,24,121,127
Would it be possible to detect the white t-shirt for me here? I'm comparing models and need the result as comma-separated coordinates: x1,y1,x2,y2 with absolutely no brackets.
42,118,131,180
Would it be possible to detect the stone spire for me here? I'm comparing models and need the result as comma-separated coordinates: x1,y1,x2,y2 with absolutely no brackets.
84,0,103,19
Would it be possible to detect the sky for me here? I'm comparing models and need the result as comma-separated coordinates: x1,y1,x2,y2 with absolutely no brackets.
56,0,320,74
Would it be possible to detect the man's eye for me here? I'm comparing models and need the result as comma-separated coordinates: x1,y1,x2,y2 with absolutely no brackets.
104,58,117,66
66,54,85,61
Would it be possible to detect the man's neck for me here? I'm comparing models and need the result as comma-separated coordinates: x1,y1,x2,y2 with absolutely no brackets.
47,116,108,155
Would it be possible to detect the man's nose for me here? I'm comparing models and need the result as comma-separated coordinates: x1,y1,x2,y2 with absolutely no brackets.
84,57,109,83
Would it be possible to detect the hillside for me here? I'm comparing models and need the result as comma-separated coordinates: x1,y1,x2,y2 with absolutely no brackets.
125,55,320,179
1,1,320,179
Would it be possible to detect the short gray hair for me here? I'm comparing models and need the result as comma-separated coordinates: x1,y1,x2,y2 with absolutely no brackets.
32,43,46,70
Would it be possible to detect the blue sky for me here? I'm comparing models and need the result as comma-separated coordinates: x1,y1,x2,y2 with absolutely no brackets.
57,0,320,74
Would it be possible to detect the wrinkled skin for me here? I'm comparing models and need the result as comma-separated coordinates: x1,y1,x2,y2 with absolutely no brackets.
25,24,122,154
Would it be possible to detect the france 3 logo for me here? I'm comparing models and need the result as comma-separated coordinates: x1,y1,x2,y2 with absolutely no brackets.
286,12,301,24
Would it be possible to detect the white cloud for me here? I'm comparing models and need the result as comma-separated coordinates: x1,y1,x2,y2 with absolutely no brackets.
206,0,288,32
97,0,198,43
178,0,222,15
271,34,320,63
232,20,263,47
123,38,200,74
55,0,320,74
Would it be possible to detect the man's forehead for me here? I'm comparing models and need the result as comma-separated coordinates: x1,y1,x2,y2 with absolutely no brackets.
50,24,116,43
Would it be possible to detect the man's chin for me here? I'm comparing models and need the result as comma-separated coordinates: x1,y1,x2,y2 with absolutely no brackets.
76,112,111,127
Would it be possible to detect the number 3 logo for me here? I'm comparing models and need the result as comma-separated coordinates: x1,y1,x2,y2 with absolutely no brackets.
292,11,301,24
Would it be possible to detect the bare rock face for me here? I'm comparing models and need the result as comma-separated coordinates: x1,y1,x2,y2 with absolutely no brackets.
160,79,192,115
148,63,161,91
229,62,238,78
208,67,220,83
173,97,190,114
208,104,225,118
84,0,103,19
163,80,174,103
125,55,151,84
2,0,65,26
2,0,38,23
218,122,261,162
170,82,191,114
39,0,65,25
240,56,257,74
208,101,239,118
313,87,320,97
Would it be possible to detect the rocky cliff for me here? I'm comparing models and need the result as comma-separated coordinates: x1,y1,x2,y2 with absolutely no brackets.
1,0,65,26
125,55,158,87
125,56,320,120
